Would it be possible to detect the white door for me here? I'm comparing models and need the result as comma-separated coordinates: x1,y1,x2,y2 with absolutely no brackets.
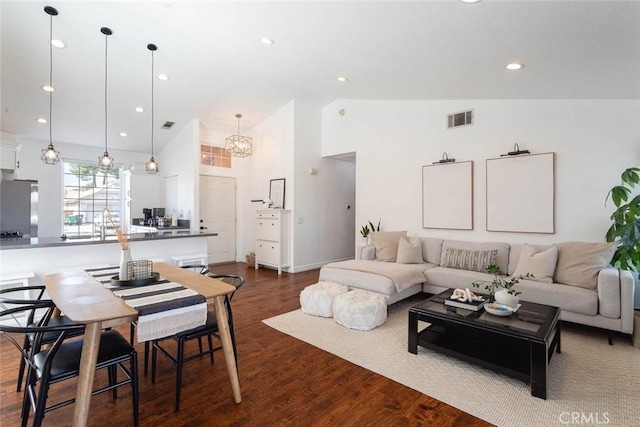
199,175,236,264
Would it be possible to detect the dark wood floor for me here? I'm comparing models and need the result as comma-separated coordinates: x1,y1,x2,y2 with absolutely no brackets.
0,263,490,426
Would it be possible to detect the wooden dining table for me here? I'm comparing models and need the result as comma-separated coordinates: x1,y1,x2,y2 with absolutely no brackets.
44,262,242,427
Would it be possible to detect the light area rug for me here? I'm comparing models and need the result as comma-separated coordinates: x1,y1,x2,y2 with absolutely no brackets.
263,299,640,427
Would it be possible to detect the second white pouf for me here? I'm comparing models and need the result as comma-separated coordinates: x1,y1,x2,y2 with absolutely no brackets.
332,290,387,330
300,281,350,317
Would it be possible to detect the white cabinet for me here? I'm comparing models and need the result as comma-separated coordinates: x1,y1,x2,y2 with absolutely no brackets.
0,143,17,170
255,209,290,275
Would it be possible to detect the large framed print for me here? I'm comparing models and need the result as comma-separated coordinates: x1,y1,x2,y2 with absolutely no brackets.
422,161,473,230
486,152,555,233
269,178,286,209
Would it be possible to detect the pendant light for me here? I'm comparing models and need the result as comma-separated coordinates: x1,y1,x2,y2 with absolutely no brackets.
225,114,252,157
145,44,159,174
40,6,60,165
98,27,114,170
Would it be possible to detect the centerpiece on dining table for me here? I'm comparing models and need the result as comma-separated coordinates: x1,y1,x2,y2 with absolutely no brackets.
104,208,158,285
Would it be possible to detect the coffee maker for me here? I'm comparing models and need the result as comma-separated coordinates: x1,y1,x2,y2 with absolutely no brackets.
143,208,152,225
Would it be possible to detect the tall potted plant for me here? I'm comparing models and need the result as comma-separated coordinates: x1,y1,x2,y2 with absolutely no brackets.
605,166,640,272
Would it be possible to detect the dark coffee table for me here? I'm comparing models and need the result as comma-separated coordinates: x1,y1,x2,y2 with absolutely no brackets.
408,290,561,399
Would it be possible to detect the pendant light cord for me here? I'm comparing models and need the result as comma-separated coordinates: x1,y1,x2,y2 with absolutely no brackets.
104,31,108,154
48,12,53,147
151,48,154,158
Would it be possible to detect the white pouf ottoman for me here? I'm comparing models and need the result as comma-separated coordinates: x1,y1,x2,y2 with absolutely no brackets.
332,290,387,330
300,281,349,317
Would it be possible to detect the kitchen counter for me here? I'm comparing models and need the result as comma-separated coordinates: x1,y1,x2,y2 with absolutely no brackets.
0,230,217,250
0,231,216,282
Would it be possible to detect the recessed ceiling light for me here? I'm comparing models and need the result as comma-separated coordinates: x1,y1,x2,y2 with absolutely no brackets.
461,0,482,3
260,37,275,45
119,132,128,137
42,85,54,92
505,62,524,71
337,76,348,82
51,39,65,48
135,107,144,113
158,74,169,81
36,118,47,124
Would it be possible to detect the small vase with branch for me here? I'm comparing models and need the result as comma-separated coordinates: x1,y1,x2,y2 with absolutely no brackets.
104,208,131,279
472,264,532,307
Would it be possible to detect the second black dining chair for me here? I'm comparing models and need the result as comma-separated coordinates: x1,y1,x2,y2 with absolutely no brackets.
150,273,245,411
0,285,85,393
0,301,139,427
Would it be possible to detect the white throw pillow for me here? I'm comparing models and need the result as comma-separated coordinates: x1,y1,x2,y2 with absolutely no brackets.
553,241,617,289
396,237,424,264
512,244,558,283
371,231,407,262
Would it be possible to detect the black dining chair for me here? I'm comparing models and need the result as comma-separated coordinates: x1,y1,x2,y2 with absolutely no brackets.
0,301,139,427
150,273,245,411
128,264,210,375
0,285,85,393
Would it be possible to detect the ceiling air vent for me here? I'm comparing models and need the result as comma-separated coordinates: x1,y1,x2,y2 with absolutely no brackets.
447,110,473,129
161,121,175,130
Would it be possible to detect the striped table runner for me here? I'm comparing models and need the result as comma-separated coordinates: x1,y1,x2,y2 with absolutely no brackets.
86,267,207,343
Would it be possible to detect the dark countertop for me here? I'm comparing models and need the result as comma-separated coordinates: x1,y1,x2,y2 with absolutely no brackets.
0,231,217,250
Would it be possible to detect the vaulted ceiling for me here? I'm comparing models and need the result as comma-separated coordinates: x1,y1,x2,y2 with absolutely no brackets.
2,1,639,154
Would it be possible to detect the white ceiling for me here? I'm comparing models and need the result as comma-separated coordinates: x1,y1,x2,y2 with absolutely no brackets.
2,1,639,154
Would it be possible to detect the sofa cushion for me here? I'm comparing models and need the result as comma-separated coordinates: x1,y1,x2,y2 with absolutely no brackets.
371,231,407,262
424,267,496,292
396,237,424,264
516,279,598,316
441,240,510,273
441,247,498,273
553,242,617,289
508,243,553,275
421,237,444,264
512,244,558,283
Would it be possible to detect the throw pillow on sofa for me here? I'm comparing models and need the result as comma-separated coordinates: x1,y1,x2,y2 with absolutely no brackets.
553,241,617,289
512,243,558,283
396,237,424,264
371,231,407,262
441,247,498,273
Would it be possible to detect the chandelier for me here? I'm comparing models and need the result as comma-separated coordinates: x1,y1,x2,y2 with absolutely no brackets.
225,114,252,157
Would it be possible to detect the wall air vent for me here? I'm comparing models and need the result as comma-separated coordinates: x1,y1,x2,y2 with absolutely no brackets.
447,110,473,129
161,121,175,130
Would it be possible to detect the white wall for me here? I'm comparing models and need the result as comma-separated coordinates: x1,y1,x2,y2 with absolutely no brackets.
11,136,162,237
235,102,295,262
292,102,355,270
198,102,356,271
322,99,640,246
158,119,200,230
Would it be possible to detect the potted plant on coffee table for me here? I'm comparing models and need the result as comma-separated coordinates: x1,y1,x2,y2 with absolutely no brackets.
473,264,532,307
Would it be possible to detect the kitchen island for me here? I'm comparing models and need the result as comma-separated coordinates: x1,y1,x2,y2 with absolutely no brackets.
0,231,217,284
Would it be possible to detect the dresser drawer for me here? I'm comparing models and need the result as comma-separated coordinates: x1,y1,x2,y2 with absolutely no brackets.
256,241,280,265
256,219,279,241
257,211,279,219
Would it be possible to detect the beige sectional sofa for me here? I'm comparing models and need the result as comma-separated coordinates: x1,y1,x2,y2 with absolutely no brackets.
319,234,635,335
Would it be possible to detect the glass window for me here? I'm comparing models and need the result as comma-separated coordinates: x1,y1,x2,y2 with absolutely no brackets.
200,144,231,168
63,161,122,238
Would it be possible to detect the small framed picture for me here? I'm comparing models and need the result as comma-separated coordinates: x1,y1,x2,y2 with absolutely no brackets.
269,178,286,209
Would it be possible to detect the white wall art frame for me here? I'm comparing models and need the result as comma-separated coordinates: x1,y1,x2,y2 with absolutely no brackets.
486,152,555,233
422,161,473,230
